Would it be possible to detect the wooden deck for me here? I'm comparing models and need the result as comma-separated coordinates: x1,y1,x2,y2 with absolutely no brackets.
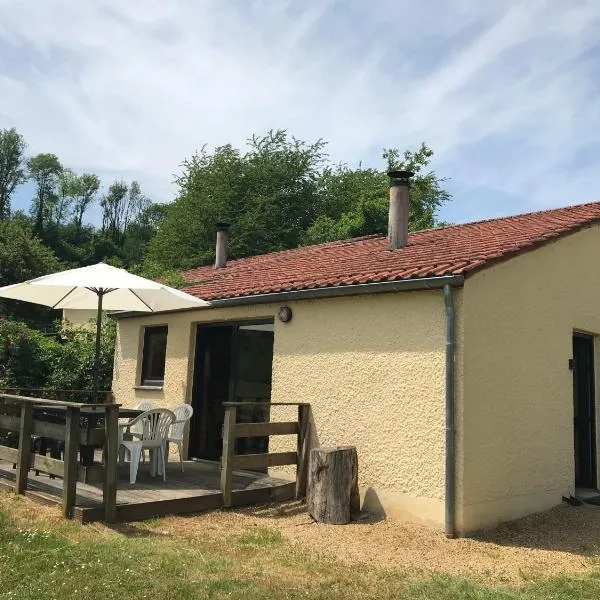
0,459,295,523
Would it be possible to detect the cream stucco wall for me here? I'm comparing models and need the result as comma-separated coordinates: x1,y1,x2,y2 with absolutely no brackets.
458,224,600,533
112,290,449,526
62,309,98,329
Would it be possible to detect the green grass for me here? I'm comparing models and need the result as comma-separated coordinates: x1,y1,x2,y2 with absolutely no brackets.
235,528,283,548
2,500,600,599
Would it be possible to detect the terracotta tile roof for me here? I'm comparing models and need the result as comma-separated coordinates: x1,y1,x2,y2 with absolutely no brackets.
182,201,600,300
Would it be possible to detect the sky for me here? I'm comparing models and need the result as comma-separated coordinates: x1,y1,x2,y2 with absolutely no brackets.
1,0,600,226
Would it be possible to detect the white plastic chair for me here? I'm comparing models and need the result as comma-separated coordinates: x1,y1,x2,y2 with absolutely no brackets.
118,409,175,484
118,401,155,430
118,401,156,463
167,404,193,472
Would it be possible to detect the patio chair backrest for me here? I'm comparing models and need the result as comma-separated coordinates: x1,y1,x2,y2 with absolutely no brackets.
129,401,156,435
136,409,175,442
170,404,193,440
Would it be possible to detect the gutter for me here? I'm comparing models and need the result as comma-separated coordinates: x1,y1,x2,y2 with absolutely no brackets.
209,275,464,306
443,283,457,538
114,275,464,318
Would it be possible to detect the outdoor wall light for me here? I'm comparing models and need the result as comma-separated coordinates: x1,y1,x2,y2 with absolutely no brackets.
277,306,293,323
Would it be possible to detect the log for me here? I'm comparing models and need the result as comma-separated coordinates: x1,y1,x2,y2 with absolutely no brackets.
307,446,359,524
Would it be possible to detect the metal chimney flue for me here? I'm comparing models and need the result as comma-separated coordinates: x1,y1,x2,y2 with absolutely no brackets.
214,222,230,268
387,170,414,250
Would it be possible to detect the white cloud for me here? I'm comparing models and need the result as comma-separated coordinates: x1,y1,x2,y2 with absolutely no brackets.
0,0,599,221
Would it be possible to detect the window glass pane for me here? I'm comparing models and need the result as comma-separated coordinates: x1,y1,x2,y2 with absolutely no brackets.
141,326,168,385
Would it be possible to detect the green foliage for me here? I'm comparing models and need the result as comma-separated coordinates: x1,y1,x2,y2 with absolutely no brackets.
0,320,56,388
0,220,63,322
72,173,101,232
52,317,116,392
0,128,159,275
0,220,63,286
101,179,149,243
121,203,169,265
51,168,77,226
27,153,63,233
0,127,27,220
0,318,116,396
146,132,451,270
146,130,327,269
302,142,450,245
132,259,186,289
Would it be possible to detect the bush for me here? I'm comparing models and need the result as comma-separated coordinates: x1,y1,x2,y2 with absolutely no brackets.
0,317,116,401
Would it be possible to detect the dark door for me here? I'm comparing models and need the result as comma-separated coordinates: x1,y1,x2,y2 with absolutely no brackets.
189,322,274,462
189,325,234,460
573,334,596,488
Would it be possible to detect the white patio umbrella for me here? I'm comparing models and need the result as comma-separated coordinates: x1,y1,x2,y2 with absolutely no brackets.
0,262,208,399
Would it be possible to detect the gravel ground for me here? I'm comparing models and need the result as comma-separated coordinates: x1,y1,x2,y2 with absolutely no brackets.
151,501,600,585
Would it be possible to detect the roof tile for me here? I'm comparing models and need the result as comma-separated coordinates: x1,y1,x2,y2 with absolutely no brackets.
182,201,600,300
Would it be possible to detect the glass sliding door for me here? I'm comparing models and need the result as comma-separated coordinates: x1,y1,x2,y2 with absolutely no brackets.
188,325,234,461
232,324,274,456
189,321,274,462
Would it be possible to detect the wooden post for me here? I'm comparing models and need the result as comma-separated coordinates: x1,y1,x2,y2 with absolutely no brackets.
63,406,80,519
104,391,115,404
220,405,236,508
295,404,310,500
15,403,33,493
103,404,119,522
307,446,360,524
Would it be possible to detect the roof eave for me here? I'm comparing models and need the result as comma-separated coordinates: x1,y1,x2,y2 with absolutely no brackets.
113,275,465,319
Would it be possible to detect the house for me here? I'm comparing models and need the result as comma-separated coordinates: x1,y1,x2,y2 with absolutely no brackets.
111,172,600,536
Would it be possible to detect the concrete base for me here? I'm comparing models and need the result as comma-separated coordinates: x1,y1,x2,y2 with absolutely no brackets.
360,487,444,527
459,488,567,534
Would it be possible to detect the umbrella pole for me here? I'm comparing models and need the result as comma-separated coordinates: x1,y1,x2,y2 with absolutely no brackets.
93,291,104,402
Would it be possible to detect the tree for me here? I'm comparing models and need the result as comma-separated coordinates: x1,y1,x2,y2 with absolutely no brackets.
146,130,326,269
0,219,63,322
122,203,168,265
146,132,450,270
302,143,449,245
0,128,27,220
100,180,149,243
27,153,63,233
51,168,76,227
71,173,100,234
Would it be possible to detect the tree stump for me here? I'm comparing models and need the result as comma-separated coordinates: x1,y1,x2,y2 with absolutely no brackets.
307,446,360,524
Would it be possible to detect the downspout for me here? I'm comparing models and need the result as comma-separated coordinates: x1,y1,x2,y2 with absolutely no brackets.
444,283,456,538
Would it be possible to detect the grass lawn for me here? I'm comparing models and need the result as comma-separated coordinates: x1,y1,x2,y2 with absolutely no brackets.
2,492,600,599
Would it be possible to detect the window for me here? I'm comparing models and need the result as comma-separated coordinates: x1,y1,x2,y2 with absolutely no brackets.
140,326,168,386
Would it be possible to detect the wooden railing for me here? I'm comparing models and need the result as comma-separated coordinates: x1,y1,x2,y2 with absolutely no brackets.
220,402,310,507
0,388,114,404
0,393,120,521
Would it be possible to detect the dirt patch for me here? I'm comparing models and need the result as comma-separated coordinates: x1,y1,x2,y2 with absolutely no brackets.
150,501,599,585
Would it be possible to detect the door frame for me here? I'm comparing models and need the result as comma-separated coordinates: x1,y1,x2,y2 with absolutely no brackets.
573,331,597,489
189,318,274,460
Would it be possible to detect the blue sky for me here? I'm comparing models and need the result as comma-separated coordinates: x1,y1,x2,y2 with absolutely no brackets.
1,0,599,226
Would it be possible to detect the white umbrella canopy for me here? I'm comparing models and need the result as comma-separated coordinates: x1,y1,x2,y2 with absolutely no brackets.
0,262,207,312
0,262,208,398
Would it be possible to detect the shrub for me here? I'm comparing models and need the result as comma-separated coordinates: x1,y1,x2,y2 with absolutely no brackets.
0,317,116,401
